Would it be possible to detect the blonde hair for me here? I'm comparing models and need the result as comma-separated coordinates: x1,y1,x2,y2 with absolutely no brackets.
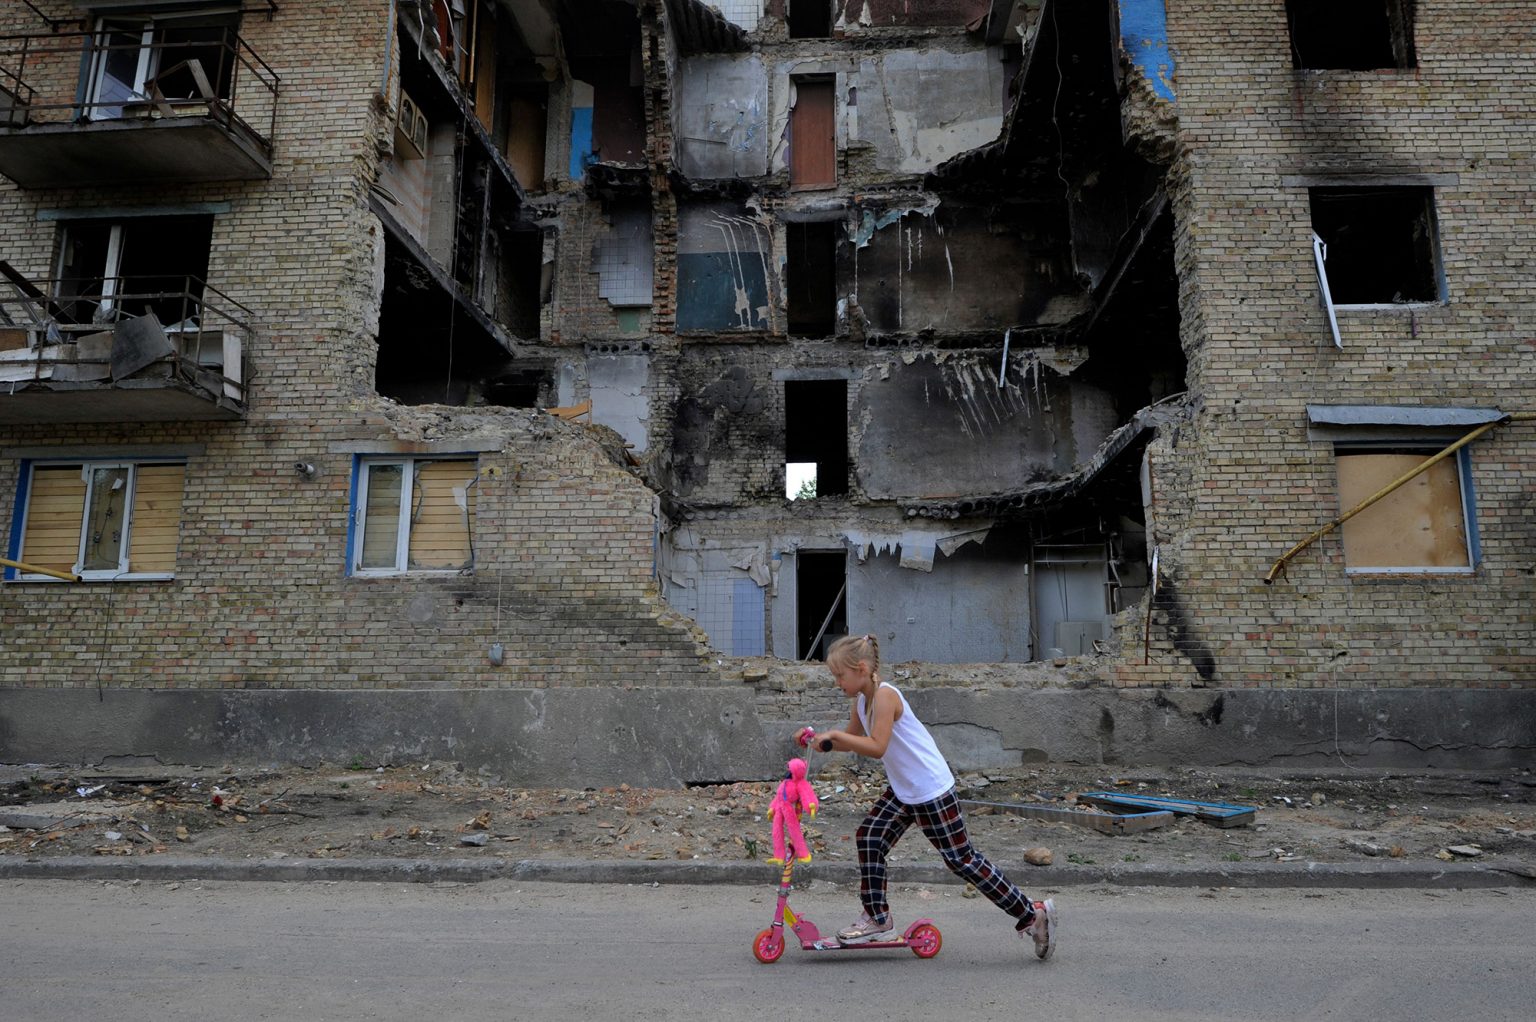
826,633,880,675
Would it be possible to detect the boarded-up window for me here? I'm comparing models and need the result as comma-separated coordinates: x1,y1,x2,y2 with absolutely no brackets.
353,458,477,574
1336,450,1472,572
789,77,835,189
12,461,184,580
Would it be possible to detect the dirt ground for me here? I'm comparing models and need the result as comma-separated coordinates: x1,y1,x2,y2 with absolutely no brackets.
4,758,1534,875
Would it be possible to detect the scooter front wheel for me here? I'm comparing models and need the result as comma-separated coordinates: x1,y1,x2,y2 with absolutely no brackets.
908,923,942,959
752,927,785,963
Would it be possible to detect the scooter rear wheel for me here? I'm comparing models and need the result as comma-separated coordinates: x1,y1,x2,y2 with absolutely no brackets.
908,923,942,959
753,927,785,963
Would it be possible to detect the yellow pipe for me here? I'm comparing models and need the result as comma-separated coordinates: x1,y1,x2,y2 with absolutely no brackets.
1264,416,1520,584
0,556,82,583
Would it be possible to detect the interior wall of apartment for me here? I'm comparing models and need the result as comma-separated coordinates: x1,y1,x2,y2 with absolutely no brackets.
853,353,1120,499
846,48,1010,175
676,202,776,331
850,539,1033,664
849,203,1081,334
588,351,650,452
674,54,770,178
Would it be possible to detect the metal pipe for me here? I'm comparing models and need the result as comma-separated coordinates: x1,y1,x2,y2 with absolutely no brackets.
1,557,82,582
1264,416,1523,584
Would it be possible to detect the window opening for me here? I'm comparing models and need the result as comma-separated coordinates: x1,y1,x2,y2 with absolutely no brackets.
786,221,837,338
788,1,832,39
10,460,185,581
784,379,847,499
1285,0,1415,70
352,458,478,574
1309,187,1440,305
789,76,835,189
86,13,240,119
1334,445,1475,573
796,550,846,661
55,215,213,329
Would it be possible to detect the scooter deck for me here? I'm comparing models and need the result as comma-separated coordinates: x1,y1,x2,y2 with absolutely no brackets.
799,935,920,952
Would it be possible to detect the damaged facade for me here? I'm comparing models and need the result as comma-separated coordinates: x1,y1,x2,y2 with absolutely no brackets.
0,1,1531,780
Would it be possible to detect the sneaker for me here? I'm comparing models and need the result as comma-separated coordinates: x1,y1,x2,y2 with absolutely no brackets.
1019,899,1057,960
836,912,894,945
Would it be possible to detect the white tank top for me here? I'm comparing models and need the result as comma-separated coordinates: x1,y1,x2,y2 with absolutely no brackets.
857,682,955,805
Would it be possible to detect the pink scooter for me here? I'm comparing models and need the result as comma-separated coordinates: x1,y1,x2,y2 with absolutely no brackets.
751,727,942,963
752,856,943,963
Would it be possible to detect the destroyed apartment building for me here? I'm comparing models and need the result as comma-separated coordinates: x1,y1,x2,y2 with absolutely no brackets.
0,1,1530,785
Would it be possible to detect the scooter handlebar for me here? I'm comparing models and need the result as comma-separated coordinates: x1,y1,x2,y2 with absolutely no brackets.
796,727,834,753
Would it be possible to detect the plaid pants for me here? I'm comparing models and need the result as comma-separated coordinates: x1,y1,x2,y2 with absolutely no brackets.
856,786,1033,925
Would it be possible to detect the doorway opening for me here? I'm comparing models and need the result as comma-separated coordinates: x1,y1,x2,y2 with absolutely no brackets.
797,550,847,661
784,378,848,498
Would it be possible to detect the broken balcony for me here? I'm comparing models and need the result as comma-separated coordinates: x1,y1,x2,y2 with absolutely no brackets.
0,274,250,423
0,26,277,187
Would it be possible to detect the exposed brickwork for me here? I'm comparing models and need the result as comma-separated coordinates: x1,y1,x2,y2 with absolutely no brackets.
0,1,719,691
1116,0,1536,689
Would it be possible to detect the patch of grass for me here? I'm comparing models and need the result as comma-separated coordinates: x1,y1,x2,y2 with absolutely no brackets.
1122,853,1142,862
1223,852,1242,862
347,755,367,771
1066,852,1096,865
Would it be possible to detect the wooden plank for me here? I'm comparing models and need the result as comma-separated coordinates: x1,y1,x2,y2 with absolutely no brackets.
20,467,85,571
1075,792,1257,829
960,799,1173,836
129,464,184,574
1337,453,1468,568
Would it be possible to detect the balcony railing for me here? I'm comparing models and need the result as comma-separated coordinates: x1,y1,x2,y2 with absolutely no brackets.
0,274,252,422
0,27,279,185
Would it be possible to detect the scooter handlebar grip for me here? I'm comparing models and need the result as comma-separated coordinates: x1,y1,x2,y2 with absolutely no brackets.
818,738,833,753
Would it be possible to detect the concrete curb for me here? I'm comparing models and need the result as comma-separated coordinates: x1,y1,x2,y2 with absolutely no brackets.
1,855,1531,890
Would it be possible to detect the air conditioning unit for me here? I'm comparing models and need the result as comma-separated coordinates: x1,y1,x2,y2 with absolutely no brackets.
395,90,428,159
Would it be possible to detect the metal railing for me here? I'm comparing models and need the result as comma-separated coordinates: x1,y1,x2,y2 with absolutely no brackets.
0,27,279,151
0,274,254,406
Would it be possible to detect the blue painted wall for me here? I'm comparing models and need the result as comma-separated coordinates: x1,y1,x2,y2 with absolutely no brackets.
1120,0,1176,102
676,252,770,331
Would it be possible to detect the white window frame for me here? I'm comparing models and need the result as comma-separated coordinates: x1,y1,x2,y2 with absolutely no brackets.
85,9,242,120
350,456,477,576
12,459,182,582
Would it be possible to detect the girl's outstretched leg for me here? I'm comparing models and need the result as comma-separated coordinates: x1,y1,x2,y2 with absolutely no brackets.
837,787,910,943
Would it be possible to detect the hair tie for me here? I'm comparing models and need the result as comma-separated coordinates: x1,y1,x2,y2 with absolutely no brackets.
864,633,873,643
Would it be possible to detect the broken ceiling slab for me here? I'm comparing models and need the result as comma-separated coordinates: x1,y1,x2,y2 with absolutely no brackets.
900,396,1186,519
664,0,752,57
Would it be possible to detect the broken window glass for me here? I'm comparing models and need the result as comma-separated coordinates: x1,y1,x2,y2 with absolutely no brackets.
1308,187,1440,305
353,458,477,574
1285,0,1416,70
54,215,213,328
85,13,240,119
11,461,186,581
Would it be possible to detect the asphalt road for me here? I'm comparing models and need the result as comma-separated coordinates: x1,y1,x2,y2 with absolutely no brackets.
3,878,1530,1021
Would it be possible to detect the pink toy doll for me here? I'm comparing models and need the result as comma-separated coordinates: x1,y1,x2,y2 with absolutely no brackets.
767,757,819,865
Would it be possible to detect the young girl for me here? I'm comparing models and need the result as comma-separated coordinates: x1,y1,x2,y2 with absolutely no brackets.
810,633,1057,960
